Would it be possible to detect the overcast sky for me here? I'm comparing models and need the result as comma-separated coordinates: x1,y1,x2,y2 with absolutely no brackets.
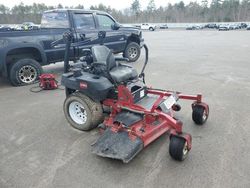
2,0,204,10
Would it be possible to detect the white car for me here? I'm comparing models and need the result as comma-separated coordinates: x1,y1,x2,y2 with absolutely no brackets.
218,24,230,31
140,23,156,31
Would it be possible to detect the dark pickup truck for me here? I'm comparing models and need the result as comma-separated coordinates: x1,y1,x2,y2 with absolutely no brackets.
0,9,143,86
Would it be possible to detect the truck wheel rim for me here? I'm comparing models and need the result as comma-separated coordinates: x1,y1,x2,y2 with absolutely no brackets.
128,47,138,59
18,65,37,83
69,101,87,124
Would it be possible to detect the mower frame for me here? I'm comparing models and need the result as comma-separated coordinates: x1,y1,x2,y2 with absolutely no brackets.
101,84,209,151
61,31,209,162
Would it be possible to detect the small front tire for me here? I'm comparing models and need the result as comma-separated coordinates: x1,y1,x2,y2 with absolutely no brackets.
169,136,189,161
192,105,209,125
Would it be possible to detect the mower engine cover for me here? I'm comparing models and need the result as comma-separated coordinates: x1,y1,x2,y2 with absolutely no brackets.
61,71,113,101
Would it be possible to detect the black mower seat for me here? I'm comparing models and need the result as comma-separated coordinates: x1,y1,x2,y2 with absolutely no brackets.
110,66,138,83
91,46,138,83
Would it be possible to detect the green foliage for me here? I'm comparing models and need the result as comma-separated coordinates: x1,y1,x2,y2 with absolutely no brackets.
0,0,249,24
147,0,156,12
131,0,141,15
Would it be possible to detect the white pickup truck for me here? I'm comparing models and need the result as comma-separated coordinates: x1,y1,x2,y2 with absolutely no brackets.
140,23,156,31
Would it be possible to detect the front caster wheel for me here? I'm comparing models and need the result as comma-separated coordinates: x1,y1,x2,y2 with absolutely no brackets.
192,105,209,125
169,136,189,161
63,92,104,131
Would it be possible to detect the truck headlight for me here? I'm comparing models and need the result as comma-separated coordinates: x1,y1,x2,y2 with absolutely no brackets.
139,31,142,38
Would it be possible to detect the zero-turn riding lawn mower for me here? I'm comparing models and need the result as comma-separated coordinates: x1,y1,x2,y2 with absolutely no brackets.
60,31,209,163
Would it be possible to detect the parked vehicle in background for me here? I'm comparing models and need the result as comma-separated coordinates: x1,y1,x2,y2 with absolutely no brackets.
0,26,12,31
140,23,156,31
186,25,194,30
240,23,247,28
229,24,239,30
0,9,144,86
219,24,230,31
159,24,168,29
247,25,250,30
12,25,23,31
196,24,204,29
236,23,242,29
186,24,203,30
21,22,40,30
206,23,218,29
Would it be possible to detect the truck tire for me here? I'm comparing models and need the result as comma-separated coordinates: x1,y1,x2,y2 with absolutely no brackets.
124,42,141,62
9,58,42,86
149,27,154,31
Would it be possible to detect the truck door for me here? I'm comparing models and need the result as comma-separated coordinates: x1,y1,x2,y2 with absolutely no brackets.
72,13,100,57
41,11,72,62
96,14,126,53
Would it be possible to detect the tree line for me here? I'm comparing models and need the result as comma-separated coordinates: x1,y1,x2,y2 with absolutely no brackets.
0,0,249,24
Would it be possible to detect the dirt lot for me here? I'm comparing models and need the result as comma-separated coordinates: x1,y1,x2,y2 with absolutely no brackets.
1,30,250,188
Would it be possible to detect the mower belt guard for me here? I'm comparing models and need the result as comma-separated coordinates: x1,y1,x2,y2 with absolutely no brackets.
91,129,143,163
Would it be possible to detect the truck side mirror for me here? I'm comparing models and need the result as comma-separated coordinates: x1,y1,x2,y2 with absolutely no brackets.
111,22,120,30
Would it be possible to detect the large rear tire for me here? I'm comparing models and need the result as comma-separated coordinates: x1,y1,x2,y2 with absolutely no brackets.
9,58,42,86
63,92,104,131
123,42,140,62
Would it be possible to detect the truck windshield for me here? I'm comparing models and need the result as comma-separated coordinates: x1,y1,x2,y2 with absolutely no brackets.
97,14,115,30
41,12,69,28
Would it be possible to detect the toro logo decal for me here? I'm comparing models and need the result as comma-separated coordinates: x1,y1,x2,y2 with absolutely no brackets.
80,82,88,89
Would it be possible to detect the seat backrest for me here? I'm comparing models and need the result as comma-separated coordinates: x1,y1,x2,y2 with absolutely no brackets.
91,45,117,70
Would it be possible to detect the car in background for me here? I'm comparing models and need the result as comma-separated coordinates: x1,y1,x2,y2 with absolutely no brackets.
186,24,203,30
197,24,205,29
186,25,193,30
11,24,23,31
159,24,168,29
247,25,250,30
0,25,12,31
240,23,247,28
133,24,141,29
218,24,230,31
21,22,40,30
229,24,240,30
206,23,218,29
140,23,156,31
186,25,197,30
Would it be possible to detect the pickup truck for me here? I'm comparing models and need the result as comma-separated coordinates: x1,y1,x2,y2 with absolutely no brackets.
140,23,156,31
0,9,144,86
